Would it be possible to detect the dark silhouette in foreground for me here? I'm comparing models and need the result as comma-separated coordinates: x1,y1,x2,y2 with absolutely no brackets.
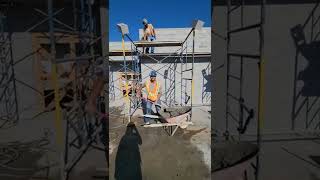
114,122,142,180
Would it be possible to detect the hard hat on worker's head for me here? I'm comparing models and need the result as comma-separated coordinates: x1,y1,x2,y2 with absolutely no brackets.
149,70,157,77
142,18,148,25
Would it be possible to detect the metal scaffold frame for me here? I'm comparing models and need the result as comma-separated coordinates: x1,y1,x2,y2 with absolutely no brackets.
46,1,107,179
224,0,266,179
110,20,204,122
0,0,108,179
0,0,19,129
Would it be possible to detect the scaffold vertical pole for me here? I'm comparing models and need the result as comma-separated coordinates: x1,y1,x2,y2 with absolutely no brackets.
47,0,64,179
225,0,231,141
121,34,130,123
191,29,195,116
180,43,183,105
256,0,266,179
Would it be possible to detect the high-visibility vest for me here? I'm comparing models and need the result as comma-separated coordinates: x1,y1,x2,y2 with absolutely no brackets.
145,80,160,102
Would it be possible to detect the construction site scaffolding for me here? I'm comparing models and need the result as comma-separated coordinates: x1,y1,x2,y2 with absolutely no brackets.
0,0,108,179
222,1,320,179
0,0,19,129
110,20,204,123
224,0,266,180
47,1,108,179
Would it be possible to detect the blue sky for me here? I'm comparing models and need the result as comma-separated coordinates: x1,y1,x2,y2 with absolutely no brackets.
109,0,211,42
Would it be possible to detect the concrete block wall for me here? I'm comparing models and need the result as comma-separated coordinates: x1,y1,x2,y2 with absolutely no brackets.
109,41,133,51
213,3,320,134
138,27,211,53
109,27,212,107
141,61,211,106
109,42,135,61
109,59,211,107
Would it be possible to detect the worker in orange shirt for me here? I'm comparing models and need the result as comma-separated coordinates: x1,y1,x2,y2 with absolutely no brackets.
139,70,162,125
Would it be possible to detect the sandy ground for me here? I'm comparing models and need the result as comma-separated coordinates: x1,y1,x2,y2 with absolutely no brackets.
109,105,211,180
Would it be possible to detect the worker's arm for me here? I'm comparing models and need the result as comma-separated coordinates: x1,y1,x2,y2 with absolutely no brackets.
157,92,161,101
157,84,162,101
151,24,156,38
153,30,156,38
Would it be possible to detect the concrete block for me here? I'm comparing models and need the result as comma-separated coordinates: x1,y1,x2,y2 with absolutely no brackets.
192,20,205,30
117,23,129,35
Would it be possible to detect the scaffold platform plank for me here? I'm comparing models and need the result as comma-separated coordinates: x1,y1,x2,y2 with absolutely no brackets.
134,41,183,47
142,122,193,128
140,52,211,57
109,52,211,61
109,50,137,56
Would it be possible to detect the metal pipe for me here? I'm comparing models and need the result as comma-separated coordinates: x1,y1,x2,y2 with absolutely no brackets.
180,43,183,105
256,0,266,179
182,28,195,45
7,9,19,123
191,30,195,113
47,0,64,179
239,0,245,140
121,35,130,122
225,0,231,140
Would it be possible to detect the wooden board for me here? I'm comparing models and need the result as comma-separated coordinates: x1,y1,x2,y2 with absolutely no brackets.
134,41,183,47
109,50,137,56
143,122,193,128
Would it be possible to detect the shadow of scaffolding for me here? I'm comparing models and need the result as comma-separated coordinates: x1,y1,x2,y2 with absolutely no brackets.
291,1,320,130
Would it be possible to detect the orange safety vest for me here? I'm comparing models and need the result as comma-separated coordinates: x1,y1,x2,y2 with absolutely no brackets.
145,80,160,102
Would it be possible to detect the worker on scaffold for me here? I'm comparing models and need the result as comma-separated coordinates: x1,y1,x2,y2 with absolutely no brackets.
142,18,156,54
138,70,162,125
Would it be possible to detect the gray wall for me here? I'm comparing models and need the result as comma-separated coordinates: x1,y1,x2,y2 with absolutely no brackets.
109,27,211,107
213,3,320,134
138,27,211,53
109,58,211,107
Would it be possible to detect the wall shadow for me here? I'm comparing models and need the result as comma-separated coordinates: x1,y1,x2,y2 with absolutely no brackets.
202,65,212,104
291,2,320,129
114,122,142,180
292,25,320,96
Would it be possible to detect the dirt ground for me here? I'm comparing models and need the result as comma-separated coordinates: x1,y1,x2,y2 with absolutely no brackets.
109,107,211,180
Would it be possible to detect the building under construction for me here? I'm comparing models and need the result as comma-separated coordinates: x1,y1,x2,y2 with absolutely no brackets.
109,24,211,118
212,0,320,180
0,0,108,179
108,21,212,179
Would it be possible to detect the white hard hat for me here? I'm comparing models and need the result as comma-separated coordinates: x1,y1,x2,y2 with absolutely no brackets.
142,18,148,24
